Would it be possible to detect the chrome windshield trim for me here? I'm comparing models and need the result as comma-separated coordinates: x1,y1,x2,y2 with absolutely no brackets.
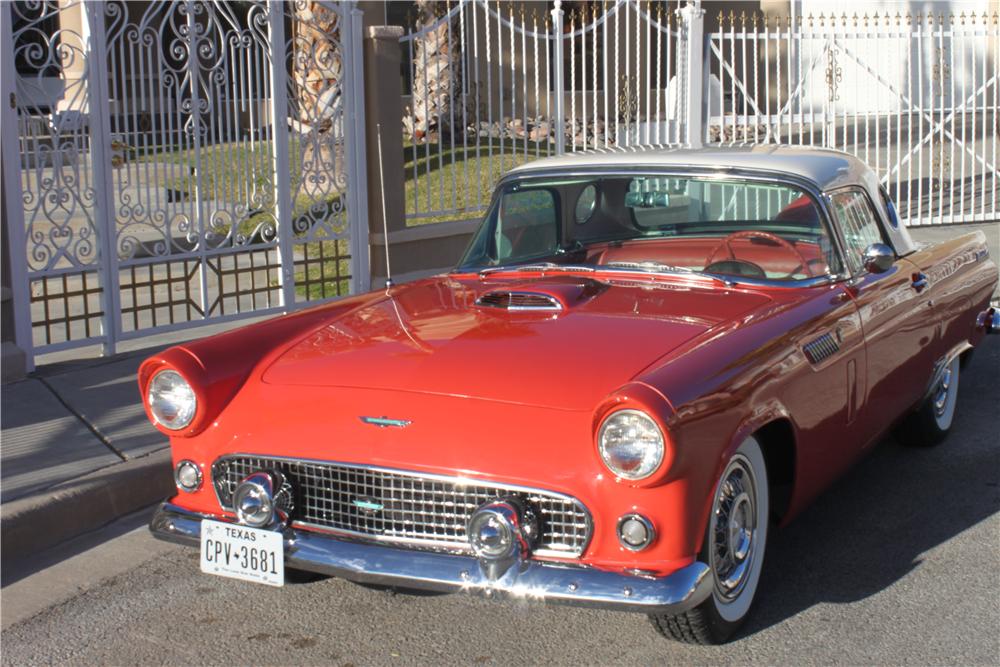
467,262,837,289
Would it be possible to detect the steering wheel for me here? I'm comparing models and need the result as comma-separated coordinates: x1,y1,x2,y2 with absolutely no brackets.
706,230,816,278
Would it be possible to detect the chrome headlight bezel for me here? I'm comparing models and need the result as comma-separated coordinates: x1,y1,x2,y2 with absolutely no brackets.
147,369,197,431
597,409,665,481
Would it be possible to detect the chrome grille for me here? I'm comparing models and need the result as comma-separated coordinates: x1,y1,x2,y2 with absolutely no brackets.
212,455,591,558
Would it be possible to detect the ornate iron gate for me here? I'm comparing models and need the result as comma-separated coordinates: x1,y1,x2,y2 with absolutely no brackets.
1,0,368,366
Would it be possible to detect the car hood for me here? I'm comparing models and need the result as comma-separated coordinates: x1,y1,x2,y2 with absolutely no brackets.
261,275,773,410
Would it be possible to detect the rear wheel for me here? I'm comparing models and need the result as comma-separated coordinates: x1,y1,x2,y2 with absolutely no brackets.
650,436,769,644
895,356,960,447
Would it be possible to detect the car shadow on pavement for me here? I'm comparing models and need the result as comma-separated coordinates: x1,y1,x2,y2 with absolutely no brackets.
741,336,999,638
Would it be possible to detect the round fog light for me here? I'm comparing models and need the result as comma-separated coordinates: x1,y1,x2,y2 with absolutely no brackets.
234,472,280,528
617,514,655,551
174,460,202,493
469,511,514,560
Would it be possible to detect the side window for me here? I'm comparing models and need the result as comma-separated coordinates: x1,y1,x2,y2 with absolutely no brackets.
829,189,888,274
495,189,558,261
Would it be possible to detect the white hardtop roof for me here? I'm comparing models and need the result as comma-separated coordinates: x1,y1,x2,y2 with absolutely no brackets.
508,145,919,255
508,145,872,193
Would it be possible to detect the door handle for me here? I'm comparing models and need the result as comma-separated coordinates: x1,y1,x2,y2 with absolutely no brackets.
911,272,929,292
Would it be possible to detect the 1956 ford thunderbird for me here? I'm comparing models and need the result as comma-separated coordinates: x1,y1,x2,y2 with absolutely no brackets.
145,146,997,644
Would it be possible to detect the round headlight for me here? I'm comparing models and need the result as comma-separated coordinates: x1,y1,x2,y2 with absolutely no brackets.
148,369,197,430
597,409,665,480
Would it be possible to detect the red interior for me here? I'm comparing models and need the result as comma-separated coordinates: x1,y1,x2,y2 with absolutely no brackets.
587,237,829,277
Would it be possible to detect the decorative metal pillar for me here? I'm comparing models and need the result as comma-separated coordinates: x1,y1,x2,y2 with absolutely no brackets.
677,1,705,148
550,1,565,155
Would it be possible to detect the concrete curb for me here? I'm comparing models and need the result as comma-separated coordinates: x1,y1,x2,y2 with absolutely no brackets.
1,449,173,567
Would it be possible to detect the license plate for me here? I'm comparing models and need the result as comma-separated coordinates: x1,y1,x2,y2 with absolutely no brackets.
200,519,284,587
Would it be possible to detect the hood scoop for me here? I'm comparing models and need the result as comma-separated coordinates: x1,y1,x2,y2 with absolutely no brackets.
476,290,563,311
475,279,606,313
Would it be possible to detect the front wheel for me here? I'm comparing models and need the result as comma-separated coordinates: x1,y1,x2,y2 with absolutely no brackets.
650,436,769,644
895,356,961,447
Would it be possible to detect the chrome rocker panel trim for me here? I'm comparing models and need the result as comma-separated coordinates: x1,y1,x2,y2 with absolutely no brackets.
150,502,711,616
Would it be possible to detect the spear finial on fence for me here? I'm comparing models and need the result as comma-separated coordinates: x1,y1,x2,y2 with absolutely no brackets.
852,12,858,27
862,12,868,27
895,11,902,26
717,9,724,25
740,10,746,28
808,12,814,28
752,11,759,29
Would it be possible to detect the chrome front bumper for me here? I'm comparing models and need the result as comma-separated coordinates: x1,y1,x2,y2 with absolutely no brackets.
149,502,712,615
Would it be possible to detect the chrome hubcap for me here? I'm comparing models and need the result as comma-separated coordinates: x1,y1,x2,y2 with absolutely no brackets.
933,366,952,417
711,456,757,601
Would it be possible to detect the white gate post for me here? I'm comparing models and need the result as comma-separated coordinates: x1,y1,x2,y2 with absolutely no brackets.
550,1,565,155
0,6,35,370
346,4,370,294
267,0,295,308
83,1,120,356
677,1,705,149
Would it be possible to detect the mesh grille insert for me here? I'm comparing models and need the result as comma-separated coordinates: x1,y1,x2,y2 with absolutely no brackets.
212,456,591,557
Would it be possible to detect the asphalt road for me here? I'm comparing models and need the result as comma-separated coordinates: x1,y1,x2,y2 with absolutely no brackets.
2,338,998,666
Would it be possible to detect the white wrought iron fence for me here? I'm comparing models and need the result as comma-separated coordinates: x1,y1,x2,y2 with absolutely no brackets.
401,1,997,228
398,0,686,225
706,9,998,226
1,0,369,366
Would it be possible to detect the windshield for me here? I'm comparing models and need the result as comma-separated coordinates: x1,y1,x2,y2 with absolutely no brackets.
457,173,843,281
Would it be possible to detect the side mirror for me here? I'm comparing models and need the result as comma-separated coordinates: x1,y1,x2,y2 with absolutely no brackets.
862,243,895,274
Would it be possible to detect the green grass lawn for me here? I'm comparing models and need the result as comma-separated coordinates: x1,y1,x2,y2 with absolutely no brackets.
135,135,550,296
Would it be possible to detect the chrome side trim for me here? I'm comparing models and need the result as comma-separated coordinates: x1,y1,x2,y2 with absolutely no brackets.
150,502,712,616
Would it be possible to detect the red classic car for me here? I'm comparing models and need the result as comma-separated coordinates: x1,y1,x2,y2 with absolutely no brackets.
146,146,998,644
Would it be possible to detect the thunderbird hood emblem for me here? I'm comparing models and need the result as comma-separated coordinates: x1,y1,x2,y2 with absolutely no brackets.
360,416,412,429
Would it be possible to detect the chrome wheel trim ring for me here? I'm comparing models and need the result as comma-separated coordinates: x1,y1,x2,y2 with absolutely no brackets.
708,453,759,602
933,366,952,417
932,357,960,430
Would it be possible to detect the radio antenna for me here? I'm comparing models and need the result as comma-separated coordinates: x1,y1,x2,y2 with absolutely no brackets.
376,123,393,288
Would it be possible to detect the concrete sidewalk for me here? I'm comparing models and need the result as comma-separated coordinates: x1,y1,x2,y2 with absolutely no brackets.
1,350,173,572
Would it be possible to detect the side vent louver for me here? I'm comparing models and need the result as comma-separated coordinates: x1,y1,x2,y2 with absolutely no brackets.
476,291,563,312
803,333,840,365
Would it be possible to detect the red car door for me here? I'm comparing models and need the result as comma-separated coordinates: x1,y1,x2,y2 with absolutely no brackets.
829,187,938,448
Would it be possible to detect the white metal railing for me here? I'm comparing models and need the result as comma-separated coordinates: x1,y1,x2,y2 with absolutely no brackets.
707,9,998,226
402,2,998,228
399,0,684,225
